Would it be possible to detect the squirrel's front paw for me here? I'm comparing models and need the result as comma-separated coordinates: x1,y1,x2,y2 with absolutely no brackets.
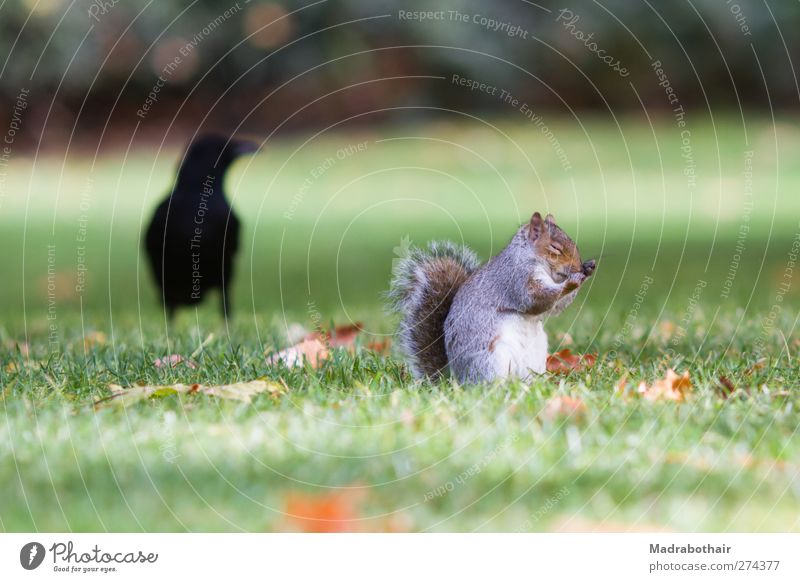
563,271,586,293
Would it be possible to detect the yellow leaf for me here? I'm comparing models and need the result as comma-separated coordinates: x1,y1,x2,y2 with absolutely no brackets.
637,369,692,402
95,380,285,409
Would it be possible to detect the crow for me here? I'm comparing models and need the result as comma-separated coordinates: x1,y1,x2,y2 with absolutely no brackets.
144,134,257,320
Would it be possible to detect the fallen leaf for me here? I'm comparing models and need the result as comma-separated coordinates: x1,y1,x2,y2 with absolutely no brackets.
95,380,284,409
321,322,363,348
5,361,22,373
285,323,310,344
366,338,392,354
745,358,767,376
83,331,107,349
305,322,389,354
542,395,587,421
267,338,330,369
268,322,389,367
154,354,198,369
204,380,285,402
718,376,735,399
303,322,363,349
637,369,692,402
283,490,363,533
547,349,597,374
3,340,29,357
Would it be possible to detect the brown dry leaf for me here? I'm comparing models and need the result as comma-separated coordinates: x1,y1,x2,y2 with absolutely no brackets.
321,322,363,348
5,361,23,373
306,322,390,354
303,322,363,349
267,338,330,369
366,338,392,354
283,490,364,533
546,349,597,374
718,376,736,399
95,380,284,409
3,340,29,357
542,395,587,422
637,369,692,402
745,358,767,376
83,331,107,349
270,323,388,366
204,380,285,402
154,354,198,369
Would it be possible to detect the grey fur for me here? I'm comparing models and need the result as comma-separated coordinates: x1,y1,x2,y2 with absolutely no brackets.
445,225,551,383
388,241,479,379
389,217,591,383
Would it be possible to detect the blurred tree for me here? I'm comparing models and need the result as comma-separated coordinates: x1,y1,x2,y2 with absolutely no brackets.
0,0,797,144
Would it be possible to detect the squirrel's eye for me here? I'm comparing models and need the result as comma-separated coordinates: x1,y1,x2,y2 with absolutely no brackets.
548,245,562,255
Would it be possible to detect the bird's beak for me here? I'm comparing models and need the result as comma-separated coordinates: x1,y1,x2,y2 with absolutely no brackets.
230,140,259,157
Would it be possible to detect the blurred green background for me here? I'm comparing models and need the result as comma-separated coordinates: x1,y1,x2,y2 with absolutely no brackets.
2,116,799,339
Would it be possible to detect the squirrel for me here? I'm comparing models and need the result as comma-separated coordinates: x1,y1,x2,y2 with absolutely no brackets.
388,212,595,383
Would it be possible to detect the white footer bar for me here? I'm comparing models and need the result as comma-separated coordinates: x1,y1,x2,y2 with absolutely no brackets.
1,534,797,580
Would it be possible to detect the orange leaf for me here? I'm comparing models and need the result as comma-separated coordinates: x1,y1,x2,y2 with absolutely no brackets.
305,322,363,349
267,338,330,369
744,358,767,376
83,331,107,349
3,340,29,357
637,369,692,402
304,322,390,355
283,490,363,533
327,323,364,348
366,338,392,354
542,395,587,421
547,349,597,374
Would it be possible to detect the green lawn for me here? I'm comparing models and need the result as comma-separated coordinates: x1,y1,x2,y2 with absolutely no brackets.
1,117,798,531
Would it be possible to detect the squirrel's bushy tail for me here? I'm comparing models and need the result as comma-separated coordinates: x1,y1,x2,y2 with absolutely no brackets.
388,241,479,379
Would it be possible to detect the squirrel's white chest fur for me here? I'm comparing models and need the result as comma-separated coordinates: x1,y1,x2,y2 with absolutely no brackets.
492,314,548,378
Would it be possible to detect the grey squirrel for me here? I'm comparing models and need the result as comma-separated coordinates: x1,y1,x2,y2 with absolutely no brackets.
389,212,595,383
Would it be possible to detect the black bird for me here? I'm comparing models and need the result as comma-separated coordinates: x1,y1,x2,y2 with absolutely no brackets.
145,134,257,320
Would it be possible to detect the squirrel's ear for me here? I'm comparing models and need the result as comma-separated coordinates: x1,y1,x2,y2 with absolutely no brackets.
545,213,556,227
529,212,544,241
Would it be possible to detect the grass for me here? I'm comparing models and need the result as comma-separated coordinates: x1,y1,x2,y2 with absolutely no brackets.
1,116,799,531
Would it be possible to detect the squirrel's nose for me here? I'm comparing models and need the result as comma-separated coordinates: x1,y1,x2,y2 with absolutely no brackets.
582,259,597,275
